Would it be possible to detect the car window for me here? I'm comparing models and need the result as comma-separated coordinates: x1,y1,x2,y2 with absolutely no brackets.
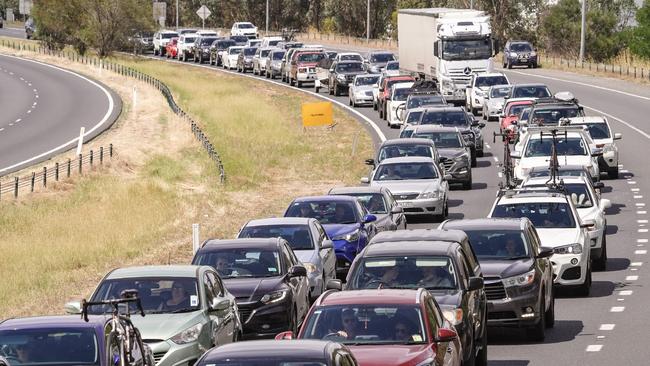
425,298,440,335
580,123,611,139
207,271,224,296
421,110,467,127
0,328,101,365
463,229,530,260
334,193,388,214
374,162,438,181
239,224,315,250
565,183,594,208
370,53,395,63
413,132,463,148
378,144,433,162
530,107,582,125
286,201,359,225
203,273,217,305
492,202,577,228
349,256,458,290
476,76,508,88
336,62,364,73
524,136,587,157
490,86,511,98
513,86,550,98
511,43,533,52
194,249,282,278
281,245,293,272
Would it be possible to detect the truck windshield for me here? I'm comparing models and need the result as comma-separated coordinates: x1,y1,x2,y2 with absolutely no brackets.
442,38,492,61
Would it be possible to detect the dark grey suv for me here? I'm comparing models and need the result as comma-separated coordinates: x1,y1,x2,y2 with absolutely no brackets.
503,40,538,69
439,217,555,341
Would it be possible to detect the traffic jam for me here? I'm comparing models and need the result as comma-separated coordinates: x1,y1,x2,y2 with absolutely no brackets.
1,7,628,366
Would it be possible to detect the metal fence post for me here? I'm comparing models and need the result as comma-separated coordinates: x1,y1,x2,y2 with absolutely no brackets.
79,154,83,174
30,172,35,192
43,167,47,187
55,162,59,181
67,159,71,177
90,150,94,166
109,144,113,158
100,146,104,164
14,177,18,198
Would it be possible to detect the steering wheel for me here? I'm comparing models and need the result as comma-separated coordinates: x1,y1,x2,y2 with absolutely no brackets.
322,331,347,340
364,279,387,289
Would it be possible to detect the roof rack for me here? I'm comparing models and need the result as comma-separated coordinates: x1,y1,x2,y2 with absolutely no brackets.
496,185,568,198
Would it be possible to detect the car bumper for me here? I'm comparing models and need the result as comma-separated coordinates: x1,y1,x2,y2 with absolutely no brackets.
509,57,538,65
238,301,292,339
447,166,472,184
353,94,374,104
487,107,502,117
147,339,203,366
551,251,589,286
486,286,541,327
297,72,317,81
397,198,445,216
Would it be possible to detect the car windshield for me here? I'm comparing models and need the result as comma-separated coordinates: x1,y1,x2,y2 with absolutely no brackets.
218,41,236,49
386,62,399,70
238,23,255,29
507,104,530,116
414,132,463,148
201,38,217,45
476,76,508,88
565,183,594,208
462,230,530,260
268,39,281,46
407,95,445,109
442,38,492,60
184,37,196,43
492,202,576,228
530,107,582,125
392,88,411,101
490,86,511,98
519,108,531,121
511,43,533,52
0,328,100,365
162,33,178,39
580,123,611,139
286,201,359,225
302,304,427,345
349,256,458,291
370,53,395,63
355,75,380,86
272,51,285,60
374,162,438,181
260,49,271,57
378,144,433,162
88,277,200,314
194,249,281,279
512,86,550,98
336,62,364,72
524,136,587,157
243,48,256,56
341,54,363,61
406,111,423,124
335,193,388,214
298,53,325,62
239,224,314,250
230,36,248,43
230,48,243,54
421,111,467,127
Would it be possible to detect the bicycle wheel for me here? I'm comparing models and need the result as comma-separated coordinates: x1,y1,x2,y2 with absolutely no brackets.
105,332,121,366
134,327,155,366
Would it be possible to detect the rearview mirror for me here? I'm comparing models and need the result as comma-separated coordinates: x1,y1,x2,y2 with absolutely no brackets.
436,328,458,342
363,214,377,223
365,158,375,166
580,219,596,229
64,301,82,314
288,265,307,278
321,239,333,249
467,277,484,291
537,246,553,259
210,297,230,311
614,133,622,140
360,177,370,184
391,206,403,214
600,198,611,210
510,151,521,159
326,279,343,291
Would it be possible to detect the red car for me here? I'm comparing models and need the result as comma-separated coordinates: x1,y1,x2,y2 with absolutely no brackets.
276,289,462,366
378,75,415,120
500,99,534,142
165,37,179,59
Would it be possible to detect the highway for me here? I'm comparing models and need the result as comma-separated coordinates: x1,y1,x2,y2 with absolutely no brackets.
0,51,121,175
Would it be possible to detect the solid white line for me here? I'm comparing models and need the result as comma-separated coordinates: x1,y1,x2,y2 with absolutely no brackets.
599,324,615,331
626,275,639,281
610,306,625,312
581,104,650,140
586,345,603,352
0,54,115,174
619,290,633,296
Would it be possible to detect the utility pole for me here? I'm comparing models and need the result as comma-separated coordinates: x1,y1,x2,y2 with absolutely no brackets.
266,0,269,35
366,0,370,40
176,0,179,29
579,0,586,62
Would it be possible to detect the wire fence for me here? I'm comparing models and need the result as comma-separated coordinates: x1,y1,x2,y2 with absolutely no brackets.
537,52,650,81
0,145,114,200
0,39,226,185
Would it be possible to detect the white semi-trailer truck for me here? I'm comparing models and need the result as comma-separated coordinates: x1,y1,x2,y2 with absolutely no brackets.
397,8,498,106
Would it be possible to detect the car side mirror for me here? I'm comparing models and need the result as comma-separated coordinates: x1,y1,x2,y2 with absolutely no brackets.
326,279,343,291
467,277,484,291
373,83,379,88
64,301,82,314
436,328,458,342
210,297,230,311
391,206,403,214
537,246,554,259
360,177,370,184
288,265,307,278
479,122,486,128
321,239,333,249
591,148,603,157
593,181,604,189
275,331,294,340
444,174,453,181
580,219,596,229
510,151,521,159
614,133,622,140
365,158,375,166
600,198,612,211
363,214,377,223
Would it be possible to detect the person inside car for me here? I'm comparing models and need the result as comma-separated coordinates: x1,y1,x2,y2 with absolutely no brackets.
298,203,316,218
333,204,355,224
496,238,523,257
162,281,190,311
367,195,385,213
339,309,361,340
418,266,453,288
393,319,415,341
380,165,400,180
215,255,233,277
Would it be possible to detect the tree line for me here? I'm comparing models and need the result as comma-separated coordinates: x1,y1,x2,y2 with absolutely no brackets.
31,0,650,61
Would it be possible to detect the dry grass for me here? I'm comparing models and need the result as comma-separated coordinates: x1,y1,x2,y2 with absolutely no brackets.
0,39,373,318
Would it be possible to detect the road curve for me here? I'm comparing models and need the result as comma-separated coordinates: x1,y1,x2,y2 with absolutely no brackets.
0,54,121,175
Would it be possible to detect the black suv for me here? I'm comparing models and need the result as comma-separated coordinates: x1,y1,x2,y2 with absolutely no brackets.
439,218,555,341
193,36,219,64
334,229,487,366
209,39,236,66
327,61,366,96
503,40,538,69
526,95,585,126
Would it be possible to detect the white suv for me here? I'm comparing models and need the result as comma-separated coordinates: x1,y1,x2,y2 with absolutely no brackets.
489,189,593,296
177,33,198,62
230,22,258,39
521,176,611,270
512,126,600,182
153,30,179,56
386,82,414,128
466,73,510,115
567,116,622,179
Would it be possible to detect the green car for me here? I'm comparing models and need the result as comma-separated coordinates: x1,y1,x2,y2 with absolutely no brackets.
66,265,241,366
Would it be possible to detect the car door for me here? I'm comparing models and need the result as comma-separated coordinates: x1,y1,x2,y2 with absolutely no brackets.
207,271,237,344
454,251,477,359
528,225,553,303
283,244,309,320
385,191,405,230
314,221,336,281
201,271,222,347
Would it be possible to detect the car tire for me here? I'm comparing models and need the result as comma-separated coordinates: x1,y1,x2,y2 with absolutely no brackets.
182,52,186,62
477,149,484,158
463,175,473,190
334,83,341,96
576,265,592,297
475,322,488,366
507,60,512,69
594,234,607,271
297,80,302,88
527,293,546,341
471,151,477,168
349,98,353,106
290,307,298,337
154,48,158,56
545,288,555,328
373,101,378,111
483,109,488,121
608,166,619,179
379,106,384,119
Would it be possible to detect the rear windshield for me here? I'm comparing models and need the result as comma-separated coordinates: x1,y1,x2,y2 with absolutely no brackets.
238,23,255,29
374,162,438,181
229,48,242,54
579,123,610,139
260,49,271,57
407,95,445,109
340,54,363,62
201,38,217,45
421,111,467,127
298,53,325,63
183,37,196,43
162,33,178,39
476,76,508,88
530,107,582,125
406,111,424,124
511,43,533,52
524,136,587,157
492,202,576,228
386,62,399,70
463,230,530,260
243,48,257,56
490,86,511,98
512,86,550,98
414,132,463,148
272,51,285,60
218,40,236,49
370,53,395,63
239,224,314,250
355,75,380,86
392,87,411,101
378,144,433,161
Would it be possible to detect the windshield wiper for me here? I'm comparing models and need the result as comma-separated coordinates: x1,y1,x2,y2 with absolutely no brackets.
506,256,531,260
171,307,197,313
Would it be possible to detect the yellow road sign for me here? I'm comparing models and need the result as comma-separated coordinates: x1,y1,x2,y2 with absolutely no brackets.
302,102,333,127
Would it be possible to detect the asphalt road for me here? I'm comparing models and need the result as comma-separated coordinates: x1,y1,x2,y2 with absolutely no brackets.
0,52,121,175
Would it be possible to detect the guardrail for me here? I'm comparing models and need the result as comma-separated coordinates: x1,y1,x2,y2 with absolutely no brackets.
0,39,226,184
0,145,114,200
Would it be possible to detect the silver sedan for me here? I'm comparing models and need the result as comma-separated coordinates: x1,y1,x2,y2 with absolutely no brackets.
349,74,380,107
328,186,407,231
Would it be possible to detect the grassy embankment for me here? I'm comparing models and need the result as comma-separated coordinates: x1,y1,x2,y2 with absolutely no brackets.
0,41,373,318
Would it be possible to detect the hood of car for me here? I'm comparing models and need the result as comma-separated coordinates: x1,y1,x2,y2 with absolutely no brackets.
323,223,361,239
535,228,581,248
297,61,318,67
294,249,318,265
131,312,204,341
354,85,374,93
223,277,285,301
437,147,467,159
487,98,505,107
350,344,431,366
340,70,366,76
372,180,441,195
429,289,463,307
479,258,535,278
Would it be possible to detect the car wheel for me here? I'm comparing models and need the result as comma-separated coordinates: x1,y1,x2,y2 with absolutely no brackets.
483,109,488,121
334,83,341,96
290,307,298,337
475,323,488,366
533,62,538,69
545,288,555,328
576,264,592,297
373,101,378,111
476,149,484,158
378,106,384,119
471,151,477,168
349,98,353,106
182,52,186,62
463,175,473,190
297,80,302,87
594,234,607,271
328,84,334,96
526,293,546,341
507,60,512,69
608,166,619,179
154,48,158,56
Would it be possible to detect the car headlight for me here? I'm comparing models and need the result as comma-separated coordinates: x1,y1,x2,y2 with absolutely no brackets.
442,308,463,325
530,51,537,57
418,191,440,199
333,229,360,242
553,243,583,255
454,153,469,163
502,269,535,288
170,323,203,345
510,52,518,57
303,262,318,274
260,290,289,304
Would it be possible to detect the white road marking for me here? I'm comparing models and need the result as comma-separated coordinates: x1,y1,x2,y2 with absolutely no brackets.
626,275,639,281
635,196,645,199
636,203,646,207
631,268,639,271
628,181,637,185
493,156,499,162
637,244,645,247
586,345,603,352
639,229,649,233
637,211,647,215
631,262,643,266
620,169,629,173
617,298,625,301
597,335,606,339
0,128,4,132
619,290,633,296
631,188,640,192
610,306,625,312
497,172,503,178
15,118,21,123
26,110,31,114
637,239,648,243
485,143,491,149
635,250,647,254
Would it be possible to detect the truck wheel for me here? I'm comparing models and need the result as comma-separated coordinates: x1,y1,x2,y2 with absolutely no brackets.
608,166,619,179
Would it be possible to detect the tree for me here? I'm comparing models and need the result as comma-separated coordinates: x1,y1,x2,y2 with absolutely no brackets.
630,0,650,58
32,0,85,51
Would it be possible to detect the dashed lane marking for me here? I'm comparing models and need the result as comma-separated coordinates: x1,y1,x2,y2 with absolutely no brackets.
637,239,648,243
637,211,647,215
586,345,603,352
628,181,637,184
631,262,643,266
635,250,647,254
619,290,633,296
632,188,640,192
610,306,625,312
626,275,639,281
639,229,649,233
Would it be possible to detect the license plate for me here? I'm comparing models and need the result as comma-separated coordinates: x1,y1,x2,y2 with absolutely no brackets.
519,58,528,62
399,201,413,207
